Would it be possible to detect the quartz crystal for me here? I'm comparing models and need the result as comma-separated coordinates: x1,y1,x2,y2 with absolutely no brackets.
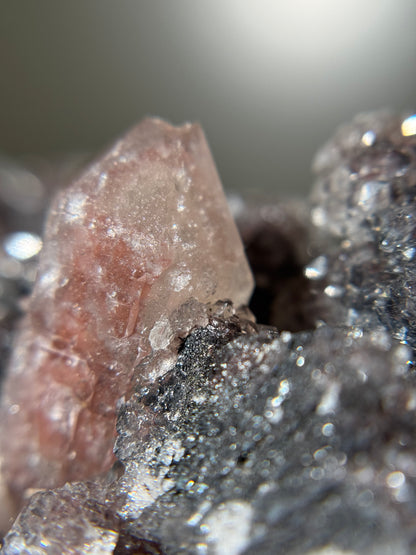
3,111,416,554
0,118,253,501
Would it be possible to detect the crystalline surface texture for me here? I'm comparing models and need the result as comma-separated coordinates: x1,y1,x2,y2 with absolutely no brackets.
0,118,253,498
4,111,416,554
311,112,416,356
4,318,416,554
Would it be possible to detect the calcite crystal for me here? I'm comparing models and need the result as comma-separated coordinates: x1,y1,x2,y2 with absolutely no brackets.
0,118,253,500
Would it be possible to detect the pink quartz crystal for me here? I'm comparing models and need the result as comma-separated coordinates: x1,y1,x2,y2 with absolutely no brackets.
0,118,253,499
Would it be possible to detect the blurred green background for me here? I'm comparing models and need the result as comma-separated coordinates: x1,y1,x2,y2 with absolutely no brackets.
1,0,415,196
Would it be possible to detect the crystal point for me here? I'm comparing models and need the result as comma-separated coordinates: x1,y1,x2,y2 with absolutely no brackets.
0,118,253,498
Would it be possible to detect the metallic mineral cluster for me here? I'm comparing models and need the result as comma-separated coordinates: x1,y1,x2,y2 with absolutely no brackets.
1,112,416,554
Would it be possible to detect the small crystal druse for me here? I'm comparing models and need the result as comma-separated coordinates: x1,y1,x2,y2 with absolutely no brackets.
311,111,416,350
0,118,253,499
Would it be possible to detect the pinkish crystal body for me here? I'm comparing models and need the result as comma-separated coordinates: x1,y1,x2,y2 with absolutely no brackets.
0,119,253,498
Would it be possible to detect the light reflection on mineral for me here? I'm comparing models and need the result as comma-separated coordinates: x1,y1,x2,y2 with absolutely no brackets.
401,114,416,136
369,328,391,350
310,206,327,227
358,181,385,209
9,404,20,415
3,232,43,261
386,471,405,489
402,247,415,260
394,326,408,344
321,422,335,437
386,471,409,502
346,309,359,327
313,447,328,462
280,331,292,343
279,378,290,396
202,500,253,555
310,467,325,480
265,379,290,424
324,285,344,298
304,256,328,280
361,130,376,146
316,382,340,415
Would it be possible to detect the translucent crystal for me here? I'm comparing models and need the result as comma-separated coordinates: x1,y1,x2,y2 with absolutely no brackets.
0,118,253,499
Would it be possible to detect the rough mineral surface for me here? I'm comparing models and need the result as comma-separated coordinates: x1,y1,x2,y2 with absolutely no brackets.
310,111,416,358
0,118,253,501
4,320,416,554
3,111,416,554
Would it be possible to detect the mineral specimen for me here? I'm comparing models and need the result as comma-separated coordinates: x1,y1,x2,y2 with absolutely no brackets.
0,118,253,502
4,319,415,554
3,111,416,554
310,111,416,357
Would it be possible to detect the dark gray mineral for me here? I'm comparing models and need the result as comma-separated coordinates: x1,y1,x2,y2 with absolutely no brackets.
310,111,416,357
3,111,416,554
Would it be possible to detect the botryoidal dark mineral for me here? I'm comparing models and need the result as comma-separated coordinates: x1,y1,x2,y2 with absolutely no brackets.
3,111,416,554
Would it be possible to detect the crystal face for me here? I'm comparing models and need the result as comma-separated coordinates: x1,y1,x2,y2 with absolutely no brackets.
0,118,254,500
3,112,416,554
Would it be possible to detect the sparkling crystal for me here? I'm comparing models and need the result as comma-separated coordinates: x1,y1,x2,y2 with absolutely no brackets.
0,118,253,500
4,321,416,554
3,111,416,554
311,111,416,356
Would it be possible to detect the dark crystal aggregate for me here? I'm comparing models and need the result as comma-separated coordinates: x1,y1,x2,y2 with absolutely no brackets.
310,111,416,358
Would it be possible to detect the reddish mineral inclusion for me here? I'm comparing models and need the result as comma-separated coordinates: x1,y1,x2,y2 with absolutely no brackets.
0,119,253,499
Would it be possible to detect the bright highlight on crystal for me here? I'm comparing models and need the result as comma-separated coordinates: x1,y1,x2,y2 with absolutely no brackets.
3,232,42,260
304,255,328,280
361,130,376,146
386,471,405,489
401,114,416,137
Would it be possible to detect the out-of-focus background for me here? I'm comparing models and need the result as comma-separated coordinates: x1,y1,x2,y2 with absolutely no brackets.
1,0,416,196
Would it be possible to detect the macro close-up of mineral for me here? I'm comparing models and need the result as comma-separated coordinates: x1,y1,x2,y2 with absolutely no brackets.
0,118,253,503
1,112,416,554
